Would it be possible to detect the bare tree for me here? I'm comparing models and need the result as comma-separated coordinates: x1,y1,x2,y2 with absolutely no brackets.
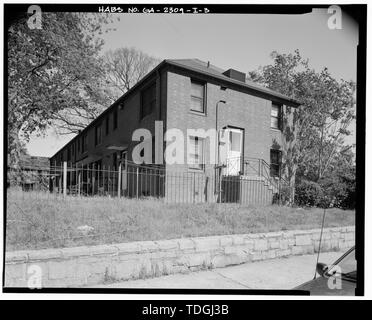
104,47,160,100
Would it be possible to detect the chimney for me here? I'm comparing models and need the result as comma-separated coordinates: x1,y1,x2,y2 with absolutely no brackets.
207,61,210,68
222,68,246,83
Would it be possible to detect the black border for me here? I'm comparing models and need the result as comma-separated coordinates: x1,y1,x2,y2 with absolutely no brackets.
0,300,369,318
2,3,366,296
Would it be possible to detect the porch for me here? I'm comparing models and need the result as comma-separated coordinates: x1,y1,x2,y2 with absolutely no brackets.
218,157,281,205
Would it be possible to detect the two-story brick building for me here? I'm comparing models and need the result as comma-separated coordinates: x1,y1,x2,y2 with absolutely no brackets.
50,59,300,204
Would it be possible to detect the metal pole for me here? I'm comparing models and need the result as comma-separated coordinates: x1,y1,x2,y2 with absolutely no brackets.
218,167,223,203
278,161,282,205
314,207,327,279
63,161,67,199
215,100,226,200
215,102,219,199
118,162,122,198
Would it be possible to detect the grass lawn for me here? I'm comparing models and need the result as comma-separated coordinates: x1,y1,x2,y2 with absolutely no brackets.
6,190,355,251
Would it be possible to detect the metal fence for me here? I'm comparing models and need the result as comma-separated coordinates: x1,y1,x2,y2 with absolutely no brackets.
7,158,287,205
7,163,210,203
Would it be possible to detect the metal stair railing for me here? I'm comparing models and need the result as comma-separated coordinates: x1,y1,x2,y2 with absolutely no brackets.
241,157,279,193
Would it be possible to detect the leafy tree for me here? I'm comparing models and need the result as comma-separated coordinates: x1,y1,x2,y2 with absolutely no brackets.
7,12,116,165
318,148,356,209
249,50,356,204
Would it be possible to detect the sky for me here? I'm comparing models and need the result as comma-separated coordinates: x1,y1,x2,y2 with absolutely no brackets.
26,8,359,157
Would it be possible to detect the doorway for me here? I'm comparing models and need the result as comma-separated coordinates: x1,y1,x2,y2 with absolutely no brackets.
220,127,243,176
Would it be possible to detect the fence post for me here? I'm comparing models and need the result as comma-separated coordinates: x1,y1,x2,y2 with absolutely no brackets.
258,159,261,177
193,172,196,203
118,163,122,198
218,167,223,203
63,161,67,199
78,171,81,197
278,162,282,205
58,167,62,194
92,164,95,195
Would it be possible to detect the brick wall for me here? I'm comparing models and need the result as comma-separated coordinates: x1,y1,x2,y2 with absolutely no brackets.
164,70,285,202
166,70,276,167
5,226,355,288
50,70,168,168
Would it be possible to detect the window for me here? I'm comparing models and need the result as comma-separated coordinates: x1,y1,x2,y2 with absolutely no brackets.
113,108,118,130
77,138,80,153
190,80,205,113
270,149,281,177
188,136,205,170
82,134,87,153
271,103,281,129
106,115,109,135
95,123,102,146
229,131,242,153
141,83,156,119
67,147,71,162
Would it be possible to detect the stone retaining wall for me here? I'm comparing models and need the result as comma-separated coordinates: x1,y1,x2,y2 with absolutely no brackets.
5,226,355,288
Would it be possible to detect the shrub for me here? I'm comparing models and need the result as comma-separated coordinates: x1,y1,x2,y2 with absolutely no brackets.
295,180,324,207
319,172,356,209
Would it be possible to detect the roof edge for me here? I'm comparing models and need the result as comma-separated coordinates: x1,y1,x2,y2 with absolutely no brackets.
51,59,301,160
165,59,301,107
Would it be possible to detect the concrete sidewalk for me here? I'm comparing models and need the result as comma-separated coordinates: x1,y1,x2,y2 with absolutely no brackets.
90,251,342,289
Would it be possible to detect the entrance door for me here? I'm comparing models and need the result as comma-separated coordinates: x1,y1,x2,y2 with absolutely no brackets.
225,128,243,175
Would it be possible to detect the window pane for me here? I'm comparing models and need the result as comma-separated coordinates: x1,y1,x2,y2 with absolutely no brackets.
191,97,203,112
271,105,279,117
230,131,241,152
270,164,279,177
191,82,204,98
189,154,199,164
271,104,281,129
271,150,281,164
113,109,118,129
189,139,197,149
271,117,279,129
190,81,205,113
106,116,109,134
143,84,156,103
96,125,102,145
270,150,281,176
141,83,156,118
